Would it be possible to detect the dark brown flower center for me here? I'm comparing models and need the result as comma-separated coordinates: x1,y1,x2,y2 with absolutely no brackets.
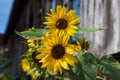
34,40,38,46
81,42,89,50
32,52,42,66
56,19,68,29
51,45,65,59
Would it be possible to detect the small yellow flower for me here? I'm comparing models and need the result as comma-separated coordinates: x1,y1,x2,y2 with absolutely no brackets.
21,58,36,79
29,27,35,31
27,40,39,47
28,48,34,52
21,58,30,72
76,38,89,52
36,33,78,74
44,5,80,36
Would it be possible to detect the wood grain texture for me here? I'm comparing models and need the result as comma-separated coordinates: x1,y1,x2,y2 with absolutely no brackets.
80,0,120,58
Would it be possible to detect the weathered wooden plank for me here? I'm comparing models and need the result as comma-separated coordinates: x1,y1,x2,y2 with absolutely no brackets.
56,0,63,5
107,0,120,54
33,0,41,28
67,0,73,10
45,0,52,12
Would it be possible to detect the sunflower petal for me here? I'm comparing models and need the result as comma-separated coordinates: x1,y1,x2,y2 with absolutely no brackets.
57,62,62,74
59,59,69,70
36,51,49,59
67,10,76,17
64,54,78,66
66,44,77,54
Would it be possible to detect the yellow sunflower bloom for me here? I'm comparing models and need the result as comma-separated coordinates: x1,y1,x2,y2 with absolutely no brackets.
21,58,36,79
76,38,89,52
36,33,78,74
44,5,80,36
27,39,39,47
21,58,30,72
28,48,34,52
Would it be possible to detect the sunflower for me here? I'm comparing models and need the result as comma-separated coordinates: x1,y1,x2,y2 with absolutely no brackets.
44,5,80,36
21,58,30,72
36,33,78,74
27,39,39,47
21,58,36,79
76,38,89,52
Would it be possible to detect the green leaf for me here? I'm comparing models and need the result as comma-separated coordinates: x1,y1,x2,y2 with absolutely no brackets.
34,71,41,78
101,55,120,70
77,27,106,34
27,68,36,75
15,29,46,40
0,73,4,79
68,52,98,80
63,77,70,80
98,55,120,80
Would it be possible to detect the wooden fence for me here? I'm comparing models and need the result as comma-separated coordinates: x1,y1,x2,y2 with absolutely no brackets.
80,0,120,58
